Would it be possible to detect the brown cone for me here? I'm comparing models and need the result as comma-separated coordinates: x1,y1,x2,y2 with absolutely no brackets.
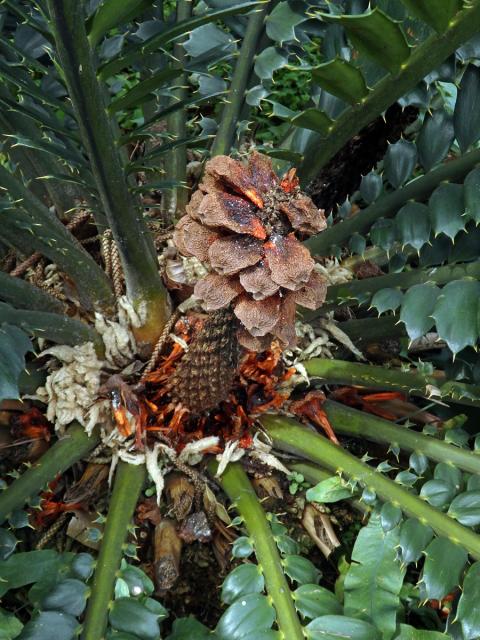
169,309,239,413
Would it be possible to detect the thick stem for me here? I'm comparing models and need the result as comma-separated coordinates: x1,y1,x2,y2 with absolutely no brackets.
306,147,480,255
47,1,170,343
261,415,480,559
336,316,405,343
0,424,99,525
161,0,191,223
212,461,304,640
81,462,146,640
303,358,480,407
323,400,480,475
298,2,480,185
211,2,271,156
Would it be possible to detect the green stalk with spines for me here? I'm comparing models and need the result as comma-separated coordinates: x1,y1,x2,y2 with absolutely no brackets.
161,0,192,223
0,272,65,314
298,2,480,185
305,147,480,256
0,424,100,526
303,358,480,408
305,260,480,320
260,414,480,559
82,462,146,640
0,165,114,312
322,400,480,475
211,1,271,156
212,461,304,640
46,1,171,345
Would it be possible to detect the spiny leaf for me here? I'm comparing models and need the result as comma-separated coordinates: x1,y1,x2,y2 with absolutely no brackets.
384,139,417,188
399,283,439,341
394,202,431,252
370,288,403,314
293,584,342,621
18,611,78,640
221,564,265,605
360,172,383,204
370,218,396,253
215,594,275,640
448,491,480,526
311,59,369,105
454,64,480,153
429,183,465,240
417,110,454,171
344,513,404,640
290,108,332,136
109,598,161,640
108,68,183,113
265,1,308,44
431,279,480,354
421,537,468,600
318,9,410,74
456,562,480,640
399,0,462,33
398,519,433,565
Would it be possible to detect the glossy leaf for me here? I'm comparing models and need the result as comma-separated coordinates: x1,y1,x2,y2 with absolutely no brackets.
360,172,383,204
421,537,468,600
431,279,480,354
399,0,462,33
265,1,307,44
0,324,33,403
319,9,410,74
19,611,78,640
215,594,275,640
464,167,480,224
370,288,403,314
433,462,463,492
454,64,480,152
429,183,465,240
306,476,353,503
380,503,402,532
283,555,321,586
232,536,254,559
448,491,480,526
311,60,368,105
41,579,88,617
0,608,22,640
291,109,333,136
305,615,381,640
384,139,417,188
221,564,265,605
419,479,455,508
456,562,480,640
395,625,449,639
293,584,342,621
165,617,211,640
398,519,433,565
0,529,18,561
399,283,439,341
370,218,397,253
417,110,454,171
109,598,161,640
344,513,404,639
394,202,431,252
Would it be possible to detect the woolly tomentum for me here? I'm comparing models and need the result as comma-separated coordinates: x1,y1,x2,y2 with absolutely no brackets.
173,152,328,351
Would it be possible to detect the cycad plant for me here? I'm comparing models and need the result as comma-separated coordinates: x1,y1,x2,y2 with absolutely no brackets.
3,1,480,639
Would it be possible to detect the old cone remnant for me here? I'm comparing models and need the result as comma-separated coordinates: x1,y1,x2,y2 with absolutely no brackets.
172,152,327,412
